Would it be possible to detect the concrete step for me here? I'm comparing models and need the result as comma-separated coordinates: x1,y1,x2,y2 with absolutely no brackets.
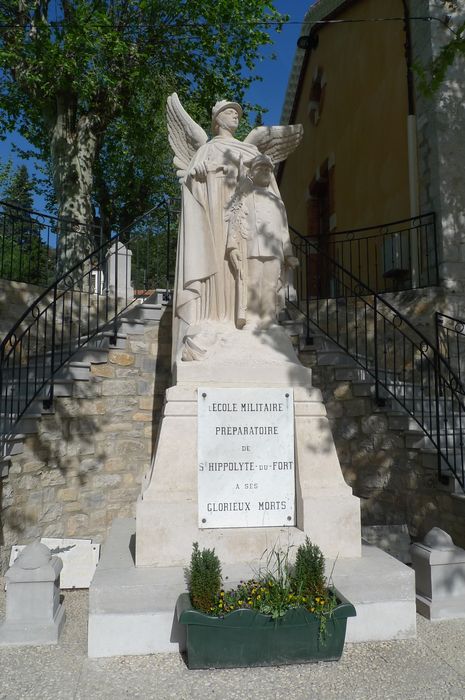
333,367,375,382
352,382,379,398
125,303,164,323
4,380,75,401
0,296,167,467
386,414,463,437
0,455,11,478
388,413,421,431
88,519,416,657
118,318,146,335
421,448,464,472
316,350,359,367
402,397,465,418
10,412,41,434
280,318,305,336
2,433,26,457
101,330,128,349
405,430,433,449
7,347,109,373
4,362,91,384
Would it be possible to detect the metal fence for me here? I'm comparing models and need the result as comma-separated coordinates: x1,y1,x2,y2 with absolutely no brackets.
0,200,102,286
289,226,465,490
305,213,438,296
0,198,177,463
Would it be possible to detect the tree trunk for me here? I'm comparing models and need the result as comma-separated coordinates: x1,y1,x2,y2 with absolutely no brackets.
49,93,100,274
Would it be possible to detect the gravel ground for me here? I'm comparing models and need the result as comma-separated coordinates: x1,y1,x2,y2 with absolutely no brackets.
1,587,465,700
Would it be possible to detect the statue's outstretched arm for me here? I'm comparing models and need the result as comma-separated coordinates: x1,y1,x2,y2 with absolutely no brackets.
166,93,209,183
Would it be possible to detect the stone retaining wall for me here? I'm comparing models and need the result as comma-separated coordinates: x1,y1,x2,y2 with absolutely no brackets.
0,279,50,341
0,306,172,573
300,346,465,548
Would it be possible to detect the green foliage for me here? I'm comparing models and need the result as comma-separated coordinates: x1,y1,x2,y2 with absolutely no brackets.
212,577,299,620
2,164,34,209
0,164,51,284
293,536,326,597
415,6,465,96
0,159,13,192
190,539,337,635
0,0,287,231
187,542,222,614
292,538,336,637
125,205,179,291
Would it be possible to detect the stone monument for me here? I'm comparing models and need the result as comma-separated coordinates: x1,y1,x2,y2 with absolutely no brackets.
0,540,65,646
411,527,465,620
88,94,416,657
135,93,361,566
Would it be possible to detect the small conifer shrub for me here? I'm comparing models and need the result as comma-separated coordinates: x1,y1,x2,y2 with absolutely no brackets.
187,542,222,613
186,539,337,637
293,537,326,597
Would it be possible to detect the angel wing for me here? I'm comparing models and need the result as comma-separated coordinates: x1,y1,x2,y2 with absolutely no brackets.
166,93,208,182
243,124,303,164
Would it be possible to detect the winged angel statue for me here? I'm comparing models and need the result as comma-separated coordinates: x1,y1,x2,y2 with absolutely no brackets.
167,93,303,362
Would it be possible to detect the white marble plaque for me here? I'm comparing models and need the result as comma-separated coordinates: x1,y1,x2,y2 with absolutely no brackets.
10,538,100,589
198,387,295,528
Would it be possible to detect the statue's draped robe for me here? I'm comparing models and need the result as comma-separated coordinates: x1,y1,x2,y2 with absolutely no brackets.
173,136,260,360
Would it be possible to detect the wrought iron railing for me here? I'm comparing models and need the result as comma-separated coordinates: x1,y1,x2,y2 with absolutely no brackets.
435,312,465,394
123,200,179,294
288,226,465,490
0,200,102,286
0,198,177,462
309,213,437,295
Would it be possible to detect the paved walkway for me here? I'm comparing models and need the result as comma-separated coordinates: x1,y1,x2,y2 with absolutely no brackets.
1,588,465,700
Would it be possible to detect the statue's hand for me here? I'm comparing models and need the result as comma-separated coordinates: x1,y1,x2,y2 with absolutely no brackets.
229,249,242,273
285,256,299,270
190,161,208,182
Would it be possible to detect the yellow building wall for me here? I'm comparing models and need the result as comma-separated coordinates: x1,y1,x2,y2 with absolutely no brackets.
280,0,410,236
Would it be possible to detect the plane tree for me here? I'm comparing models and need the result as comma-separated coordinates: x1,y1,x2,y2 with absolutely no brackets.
0,0,285,265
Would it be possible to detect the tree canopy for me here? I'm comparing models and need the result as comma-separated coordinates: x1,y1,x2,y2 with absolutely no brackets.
0,0,286,259
1,164,50,283
416,2,465,95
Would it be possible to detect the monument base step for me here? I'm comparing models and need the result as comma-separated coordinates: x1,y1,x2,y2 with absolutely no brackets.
327,545,416,642
88,518,416,658
0,603,65,646
416,593,465,621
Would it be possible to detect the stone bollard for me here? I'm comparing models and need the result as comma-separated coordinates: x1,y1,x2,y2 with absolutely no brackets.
411,527,465,620
0,540,66,645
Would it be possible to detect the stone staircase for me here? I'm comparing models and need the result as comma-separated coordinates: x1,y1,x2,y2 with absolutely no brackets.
1,294,167,472
0,293,172,571
291,320,465,545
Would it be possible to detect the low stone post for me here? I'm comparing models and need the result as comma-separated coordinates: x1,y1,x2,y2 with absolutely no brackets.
0,541,66,645
105,242,134,300
411,527,465,620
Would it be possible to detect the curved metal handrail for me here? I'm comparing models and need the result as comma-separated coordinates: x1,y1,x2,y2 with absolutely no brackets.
0,200,103,287
289,225,465,490
317,212,435,238
307,212,438,293
435,311,465,396
0,197,177,461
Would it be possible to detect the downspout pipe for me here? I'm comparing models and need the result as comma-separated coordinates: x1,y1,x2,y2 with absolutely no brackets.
403,0,420,286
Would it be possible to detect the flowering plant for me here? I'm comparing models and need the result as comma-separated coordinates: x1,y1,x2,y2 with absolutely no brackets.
186,538,337,633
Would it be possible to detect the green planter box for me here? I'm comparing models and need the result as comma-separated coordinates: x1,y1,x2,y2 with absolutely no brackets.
177,589,356,669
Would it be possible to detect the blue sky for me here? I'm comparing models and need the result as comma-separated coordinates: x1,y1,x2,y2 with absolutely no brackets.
0,1,311,208
245,0,309,124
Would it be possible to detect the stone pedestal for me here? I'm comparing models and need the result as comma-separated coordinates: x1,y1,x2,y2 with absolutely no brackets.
105,241,134,299
88,519,415,657
136,325,361,565
411,527,465,620
0,541,66,646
